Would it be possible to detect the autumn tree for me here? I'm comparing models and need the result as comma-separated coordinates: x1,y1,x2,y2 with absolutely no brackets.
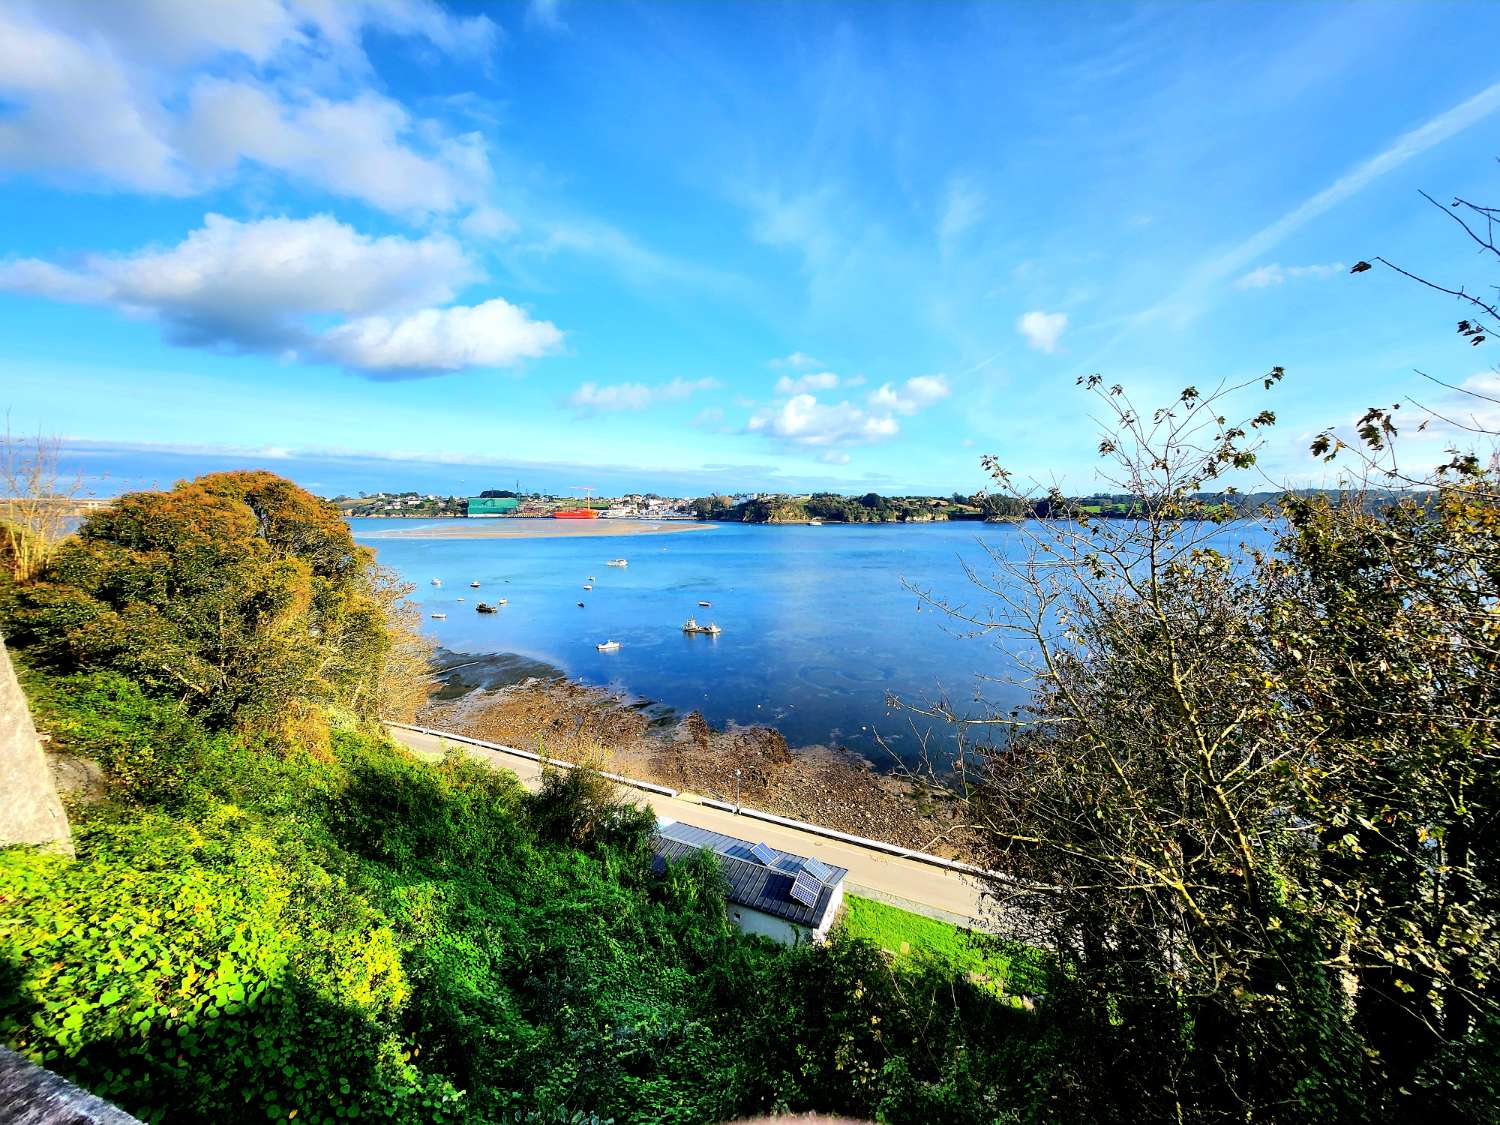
2,470,432,740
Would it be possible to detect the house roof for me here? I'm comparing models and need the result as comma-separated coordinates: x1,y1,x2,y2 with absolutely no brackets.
651,821,848,929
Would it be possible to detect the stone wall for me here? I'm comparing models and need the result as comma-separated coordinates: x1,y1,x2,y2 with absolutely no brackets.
0,633,72,856
0,1048,142,1124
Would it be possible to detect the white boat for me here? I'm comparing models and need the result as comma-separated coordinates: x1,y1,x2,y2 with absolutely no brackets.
588,575,597,582
698,600,712,607
496,597,508,605
682,617,722,636
583,584,593,591
470,580,481,588
596,640,621,652
607,558,628,567
430,612,446,619
808,518,823,526
430,578,442,586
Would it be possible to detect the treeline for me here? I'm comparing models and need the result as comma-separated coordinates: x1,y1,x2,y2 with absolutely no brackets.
689,491,1031,523
689,488,1430,524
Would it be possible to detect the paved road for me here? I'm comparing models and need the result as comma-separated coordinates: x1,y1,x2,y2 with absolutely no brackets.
388,725,991,928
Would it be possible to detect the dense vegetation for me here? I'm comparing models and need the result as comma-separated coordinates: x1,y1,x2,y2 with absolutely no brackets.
931,373,1499,1124
0,472,1053,1124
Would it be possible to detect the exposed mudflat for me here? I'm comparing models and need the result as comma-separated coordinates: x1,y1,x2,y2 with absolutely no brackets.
365,519,713,540
416,652,973,857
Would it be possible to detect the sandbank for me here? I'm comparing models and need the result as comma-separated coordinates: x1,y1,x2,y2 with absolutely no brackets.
360,519,714,541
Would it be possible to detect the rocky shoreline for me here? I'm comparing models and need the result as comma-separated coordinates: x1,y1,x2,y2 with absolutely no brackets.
415,654,972,857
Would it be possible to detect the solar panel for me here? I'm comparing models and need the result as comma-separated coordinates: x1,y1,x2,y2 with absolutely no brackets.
748,842,778,866
802,857,833,882
789,870,821,908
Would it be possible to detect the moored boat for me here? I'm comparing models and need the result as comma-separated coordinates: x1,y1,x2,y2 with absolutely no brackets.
431,578,442,586
607,558,628,567
476,603,498,614
682,618,722,636
430,612,446,619
698,600,711,607
596,640,621,652
470,580,481,588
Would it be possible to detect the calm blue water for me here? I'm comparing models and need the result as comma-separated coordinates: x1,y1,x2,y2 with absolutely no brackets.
352,518,1275,771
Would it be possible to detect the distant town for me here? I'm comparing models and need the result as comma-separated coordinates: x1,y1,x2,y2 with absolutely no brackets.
331,489,1013,523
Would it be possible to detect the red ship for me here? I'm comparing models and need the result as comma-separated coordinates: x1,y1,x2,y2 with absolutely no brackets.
553,487,600,519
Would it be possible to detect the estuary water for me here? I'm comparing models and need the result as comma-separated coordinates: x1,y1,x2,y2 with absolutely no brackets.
352,517,1275,771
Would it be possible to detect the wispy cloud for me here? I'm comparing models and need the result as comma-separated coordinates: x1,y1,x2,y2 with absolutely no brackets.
1235,262,1346,289
774,371,841,395
938,176,985,250
1143,78,1500,325
770,351,824,371
569,377,720,416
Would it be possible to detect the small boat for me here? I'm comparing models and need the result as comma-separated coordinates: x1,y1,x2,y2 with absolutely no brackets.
596,640,621,652
808,518,823,526
430,612,446,619
431,578,442,586
470,580,481,588
476,603,498,614
583,584,593,591
577,601,586,608
587,576,597,582
607,558,628,567
698,600,712,607
457,597,465,602
682,618,722,636
496,597,507,605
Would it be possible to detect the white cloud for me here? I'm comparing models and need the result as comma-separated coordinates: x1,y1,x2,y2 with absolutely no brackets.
0,213,475,349
867,374,951,415
0,1,498,215
176,79,491,217
775,371,841,395
319,300,562,377
461,206,519,240
1017,310,1068,354
749,394,900,449
528,0,568,30
569,377,720,416
0,213,561,378
770,351,824,371
746,372,950,456
1235,262,1345,289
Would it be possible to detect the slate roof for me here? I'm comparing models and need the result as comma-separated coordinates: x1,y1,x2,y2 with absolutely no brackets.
651,821,848,929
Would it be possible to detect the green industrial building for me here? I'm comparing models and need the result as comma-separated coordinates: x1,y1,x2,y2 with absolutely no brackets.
467,496,520,517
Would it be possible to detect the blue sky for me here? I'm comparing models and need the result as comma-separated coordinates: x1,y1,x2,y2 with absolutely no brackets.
2,0,1499,498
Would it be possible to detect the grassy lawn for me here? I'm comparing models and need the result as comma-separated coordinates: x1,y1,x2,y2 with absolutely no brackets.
839,894,1049,999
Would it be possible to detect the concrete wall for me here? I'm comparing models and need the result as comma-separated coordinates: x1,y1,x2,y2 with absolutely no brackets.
813,881,846,941
0,634,72,856
728,905,810,946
